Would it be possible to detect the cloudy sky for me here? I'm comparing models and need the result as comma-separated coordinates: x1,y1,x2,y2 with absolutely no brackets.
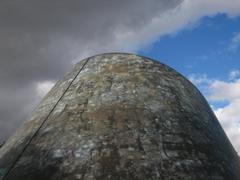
0,0,240,152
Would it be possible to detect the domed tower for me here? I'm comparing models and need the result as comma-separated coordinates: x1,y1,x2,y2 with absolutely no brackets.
0,53,239,180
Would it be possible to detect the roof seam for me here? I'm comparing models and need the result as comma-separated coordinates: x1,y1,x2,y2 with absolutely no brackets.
2,58,90,179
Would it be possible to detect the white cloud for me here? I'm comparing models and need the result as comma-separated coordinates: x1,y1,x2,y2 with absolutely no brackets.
209,80,240,101
36,81,55,98
188,74,213,85
187,74,215,96
232,32,240,43
229,32,240,52
229,69,240,80
214,99,240,153
111,0,240,52
189,73,240,153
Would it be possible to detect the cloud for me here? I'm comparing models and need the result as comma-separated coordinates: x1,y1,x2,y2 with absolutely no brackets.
232,32,240,43
187,74,215,96
36,81,55,97
1,0,240,142
214,100,240,151
209,80,240,101
188,74,213,85
229,32,240,52
189,73,240,153
211,84,240,153
229,69,240,80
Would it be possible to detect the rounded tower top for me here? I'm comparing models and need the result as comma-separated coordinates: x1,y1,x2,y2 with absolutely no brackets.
0,53,240,180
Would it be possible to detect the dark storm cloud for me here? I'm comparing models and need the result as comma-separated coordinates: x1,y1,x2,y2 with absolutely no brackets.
0,0,181,84
0,0,182,141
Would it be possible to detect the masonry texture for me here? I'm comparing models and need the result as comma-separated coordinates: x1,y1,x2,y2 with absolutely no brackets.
0,53,240,180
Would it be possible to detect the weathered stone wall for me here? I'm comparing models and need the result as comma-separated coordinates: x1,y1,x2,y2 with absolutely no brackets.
0,53,240,180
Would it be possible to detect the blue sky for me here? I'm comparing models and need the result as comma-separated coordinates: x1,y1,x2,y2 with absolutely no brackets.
139,13,240,81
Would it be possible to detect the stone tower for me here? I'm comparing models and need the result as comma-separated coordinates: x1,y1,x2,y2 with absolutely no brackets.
0,53,239,180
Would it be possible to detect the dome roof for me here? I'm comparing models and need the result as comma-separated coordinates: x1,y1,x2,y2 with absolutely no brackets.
0,53,240,180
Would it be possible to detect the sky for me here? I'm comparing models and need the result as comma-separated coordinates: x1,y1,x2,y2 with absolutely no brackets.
0,0,240,152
